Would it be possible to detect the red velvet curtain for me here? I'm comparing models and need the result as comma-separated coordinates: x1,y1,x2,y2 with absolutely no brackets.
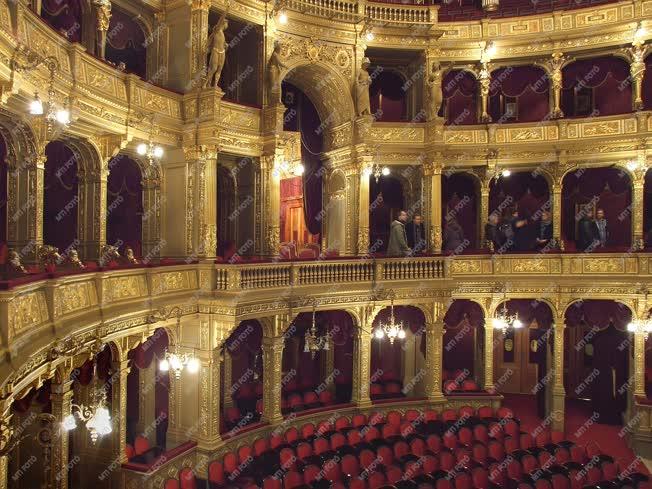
644,54,652,110
0,136,6,246
490,171,550,218
443,300,484,375
442,70,477,125
370,70,407,122
44,141,78,253
561,56,631,117
41,0,82,42
107,155,143,255
561,167,631,249
564,299,631,330
442,173,478,249
489,66,549,122
105,8,147,78
12,380,51,414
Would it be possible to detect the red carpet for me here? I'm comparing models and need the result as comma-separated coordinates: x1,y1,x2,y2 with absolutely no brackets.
502,394,649,475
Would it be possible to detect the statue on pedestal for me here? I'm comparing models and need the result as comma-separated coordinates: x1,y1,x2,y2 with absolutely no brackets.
426,61,443,120
267,41,287,104
94,0,112,60
355,57,372,117
204,9,229,89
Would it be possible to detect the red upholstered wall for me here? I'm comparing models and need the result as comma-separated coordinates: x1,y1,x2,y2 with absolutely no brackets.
105,7,147,78
442,70,477,125
488,66,549,123
370,70,408,122
41,0,82,42
107,154,143,255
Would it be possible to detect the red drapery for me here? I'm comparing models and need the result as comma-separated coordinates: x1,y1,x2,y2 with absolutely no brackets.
105,8,147,78
561,56,631,117
488,66,549,122
0,136,6,247
41,0,82,42
107,154,143,255
442,173,478,249
44,141,79,253
561,167,631,249
442,70,477,125
370,70,407,122
564,299,631,330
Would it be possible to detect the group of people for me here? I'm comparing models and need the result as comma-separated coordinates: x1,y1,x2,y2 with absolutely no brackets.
386,210,469,257
576,208,609,251
484,208,553,253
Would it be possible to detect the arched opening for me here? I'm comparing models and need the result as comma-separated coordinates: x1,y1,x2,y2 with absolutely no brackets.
644,53,652,110
442,300,484,392
370,306,425,401
488,171,551,252
40,0,82,41
564,300,631,429
125,328,169,457
222,320,263,432
370,70,408,122
442,70,477,125
281,311,354,413
43,141,79,254
277,82,322,258
107,154,143,255
489,66,549,123
370,175,406,253
561,167,631,251
105,7,147,78
561,56,631,117
493,299,552,423
442,172,479,251
0,135,6,248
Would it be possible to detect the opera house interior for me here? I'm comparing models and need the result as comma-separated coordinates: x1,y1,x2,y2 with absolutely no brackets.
5,0,652,487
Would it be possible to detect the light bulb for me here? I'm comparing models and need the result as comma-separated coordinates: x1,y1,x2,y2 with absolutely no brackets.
159,358,169,371
293,164,304,176
501,169,511,177
62,414,77,431
492,318,505,329
486,41,497,58
136,143,147,155
169,355,182,371
381,167,390,176
397,329,406,339
365,30,375,42
512,318,523,329
278,10,288,24
627,160,639,171
374,329,384,339
29,93,43,115
153,146,164,158
363,167,372,177
187,357,200,374
55,108,70,125
635,24,646,40
627,322,637,332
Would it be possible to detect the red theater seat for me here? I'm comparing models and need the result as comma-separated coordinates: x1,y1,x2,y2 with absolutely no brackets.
208,461,225,486
284,471,303,489
180,468,197,489
301,422,315,439
263,477,282,489
135,435,150,455
125,444,135,460
352,413,367,427
165,480,180,489
319,390,333,405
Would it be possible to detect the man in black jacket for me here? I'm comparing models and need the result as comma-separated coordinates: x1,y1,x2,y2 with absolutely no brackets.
536,210,553,249
406,214,426,254
485,213,505,251
577,207,599,251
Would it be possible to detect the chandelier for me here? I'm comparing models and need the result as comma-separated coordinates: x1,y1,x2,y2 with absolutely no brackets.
62,379,112,444
304,302,329,359
492,301,523,334
149,307,200,380
374,293,406,344
364,163,390,183
627,318,652,339
136,113,164,164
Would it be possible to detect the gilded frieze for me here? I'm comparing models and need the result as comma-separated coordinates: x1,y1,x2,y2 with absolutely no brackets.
53,281,98,318
8,290,49,340
368,125,425,144
104,275,148,303
151,270,198,295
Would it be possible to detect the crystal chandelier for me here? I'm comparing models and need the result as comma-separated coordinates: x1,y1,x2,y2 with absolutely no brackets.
62,380,112,444
304,302,329,359
374,293,406,344
136,114,164,164
626,318,652,339
492,301,523,334
150,307,200,380
363,163,390,183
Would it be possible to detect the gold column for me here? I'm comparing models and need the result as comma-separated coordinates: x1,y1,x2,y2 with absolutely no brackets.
635,330,647,398
478,64,491,123
424,160,443,253
111,359,130,464
484,323,494,392
141,170,161,261
223,350,234,409
190,0,210,82
261,336,284,424
632,167,645,250
629,44,646,111
77,165,108,260
266,157,281,256
50,380,73,489
425,319,445,403
552,183,562,247
185,146,218,259
548,52,565,119
551,318,566,431
324,337,336,393
0,455,7,489
351,314,372,408
196,349,222,450
357,159,371,255
93,0,111,60
479,178,490,247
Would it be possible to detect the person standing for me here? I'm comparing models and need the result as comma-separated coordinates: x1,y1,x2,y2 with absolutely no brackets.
387,210,411,257
485,213,505,251
443,216,465,252
595,208,608,248
507,208,529,251
536,210,553,249
577,207,598,251
406,214,426,253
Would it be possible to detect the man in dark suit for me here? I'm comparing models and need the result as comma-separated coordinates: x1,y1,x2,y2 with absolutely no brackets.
485,213,505,251
536,210,553,249
595,208,608,248
405,214,426,254
577,207,599,251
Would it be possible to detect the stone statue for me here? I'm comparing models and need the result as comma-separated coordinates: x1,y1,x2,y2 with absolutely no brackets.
267,41,287,104
37,245,62,268
427,61,443,120
94,0,112,60
99,245,120,267
7,250,27,275
124,246,139,265
355,57,372,117
203,9,229,89
66,249,85,269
